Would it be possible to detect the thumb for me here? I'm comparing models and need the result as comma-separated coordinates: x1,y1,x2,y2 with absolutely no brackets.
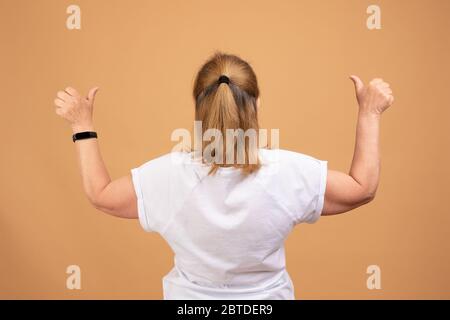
349,75,364,93
87,87,99,103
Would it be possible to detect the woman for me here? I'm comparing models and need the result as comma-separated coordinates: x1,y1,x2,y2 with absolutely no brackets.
54,52,394,299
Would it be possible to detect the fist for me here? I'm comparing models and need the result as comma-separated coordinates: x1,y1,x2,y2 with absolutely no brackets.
350,76,394,115
54,87,99,130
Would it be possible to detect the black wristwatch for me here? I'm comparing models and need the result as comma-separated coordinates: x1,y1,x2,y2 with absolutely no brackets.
72,131,98,143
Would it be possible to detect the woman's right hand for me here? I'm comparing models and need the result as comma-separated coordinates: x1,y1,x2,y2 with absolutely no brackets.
54,86,99,133
349,75,394,115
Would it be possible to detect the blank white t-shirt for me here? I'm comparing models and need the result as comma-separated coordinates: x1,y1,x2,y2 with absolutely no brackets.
130,148,327,299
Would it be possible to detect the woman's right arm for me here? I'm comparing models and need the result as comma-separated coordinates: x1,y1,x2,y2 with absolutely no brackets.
54,87,138,219
322,76,394,216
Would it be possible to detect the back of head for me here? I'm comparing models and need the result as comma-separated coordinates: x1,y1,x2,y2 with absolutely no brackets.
193,52,261,175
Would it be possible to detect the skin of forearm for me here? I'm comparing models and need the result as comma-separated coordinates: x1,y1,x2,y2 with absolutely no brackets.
349,111,381,200
72,124,112,206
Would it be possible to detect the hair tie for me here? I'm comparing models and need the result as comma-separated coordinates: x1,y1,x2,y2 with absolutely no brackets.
218,75,230,85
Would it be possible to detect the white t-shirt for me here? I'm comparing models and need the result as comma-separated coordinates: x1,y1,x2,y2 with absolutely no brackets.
130,148,328,299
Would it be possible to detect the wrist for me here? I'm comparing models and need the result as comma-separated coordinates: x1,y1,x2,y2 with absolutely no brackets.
71,123,95,134
358,110,381,120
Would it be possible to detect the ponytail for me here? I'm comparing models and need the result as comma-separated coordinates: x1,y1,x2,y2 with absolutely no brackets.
193,52,261,175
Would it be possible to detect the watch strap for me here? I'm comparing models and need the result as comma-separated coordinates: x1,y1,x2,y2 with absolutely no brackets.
72,131,98,142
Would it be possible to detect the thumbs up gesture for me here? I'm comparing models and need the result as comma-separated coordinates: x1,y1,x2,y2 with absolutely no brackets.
350,76,394,115
54,86,99,132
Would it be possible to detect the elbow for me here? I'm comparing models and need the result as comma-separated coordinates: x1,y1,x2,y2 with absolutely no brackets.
88,194,115,214
89,197,119,218
361,188,377,205
88,196,102,210
90,199,111,214
85,185,115,214
87,193,106,211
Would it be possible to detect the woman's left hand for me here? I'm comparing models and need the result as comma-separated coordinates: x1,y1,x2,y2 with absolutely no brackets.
54,86,99,133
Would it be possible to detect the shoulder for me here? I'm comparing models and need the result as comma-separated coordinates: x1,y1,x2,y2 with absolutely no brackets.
133,151,207,186
256,148,327,189
259,148,324,168
256,148,328,224
136,151,193,171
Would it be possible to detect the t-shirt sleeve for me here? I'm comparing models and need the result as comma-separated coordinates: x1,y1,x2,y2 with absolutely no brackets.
130,152,196,233
298,157,328,224
130,153,175,233
272,151,328,225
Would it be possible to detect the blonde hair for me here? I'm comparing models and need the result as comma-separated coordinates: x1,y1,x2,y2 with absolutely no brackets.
193,52,261,175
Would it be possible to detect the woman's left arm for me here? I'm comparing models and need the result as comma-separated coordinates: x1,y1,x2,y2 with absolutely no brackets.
54,87,138,219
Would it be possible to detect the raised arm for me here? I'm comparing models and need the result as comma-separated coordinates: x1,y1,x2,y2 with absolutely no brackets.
54,87,138,219
322,76,394,216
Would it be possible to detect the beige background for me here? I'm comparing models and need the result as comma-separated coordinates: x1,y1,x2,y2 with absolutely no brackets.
1,0,449,299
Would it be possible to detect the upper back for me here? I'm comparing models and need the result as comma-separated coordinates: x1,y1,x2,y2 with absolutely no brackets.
130,148,327,285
